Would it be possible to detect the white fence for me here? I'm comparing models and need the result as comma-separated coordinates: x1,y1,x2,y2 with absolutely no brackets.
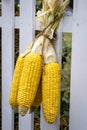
0,0,87,130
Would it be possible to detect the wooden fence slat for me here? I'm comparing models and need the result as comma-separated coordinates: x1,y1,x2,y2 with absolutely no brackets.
69,0,87,130
63,15,73,33
15,17,20,29
2,0,15,130
19,0,35,53
19,0,35,130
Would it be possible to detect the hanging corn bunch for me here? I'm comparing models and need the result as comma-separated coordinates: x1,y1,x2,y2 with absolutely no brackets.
9,0,69,123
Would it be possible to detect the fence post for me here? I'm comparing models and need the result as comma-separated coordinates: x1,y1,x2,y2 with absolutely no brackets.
2,0,14,130
19,0,35,130
69,0,87,130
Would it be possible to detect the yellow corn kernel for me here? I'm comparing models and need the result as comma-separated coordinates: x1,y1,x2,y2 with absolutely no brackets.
30,84,42,113
17,53,42,115
42,62,60,123
9,55,24,111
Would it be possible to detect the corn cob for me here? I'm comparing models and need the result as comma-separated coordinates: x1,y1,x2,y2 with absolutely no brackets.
30,82,42,113
17,35,44,116
9,55,24,112
42,38,60,123
9,43,33,112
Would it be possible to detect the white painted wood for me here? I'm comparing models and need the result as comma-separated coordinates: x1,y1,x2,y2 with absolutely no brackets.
2,0,14,130
19,0,35,130
55,21,63,65
15,17,20,29
41,21,63,130
19,0,35,53
69,0,87,130
63,15,73,33
19,115,34,130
